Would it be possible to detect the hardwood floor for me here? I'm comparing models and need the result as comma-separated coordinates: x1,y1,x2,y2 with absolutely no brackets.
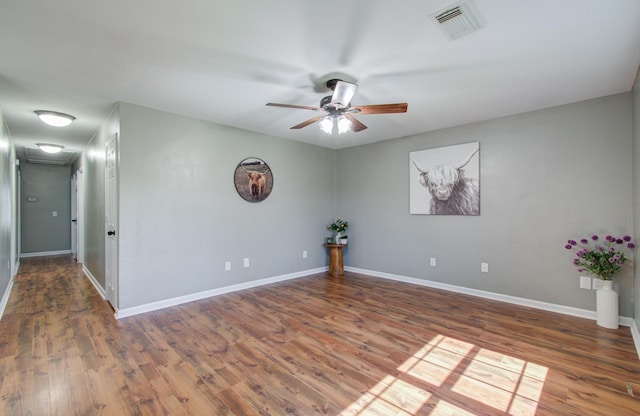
0,256,639,415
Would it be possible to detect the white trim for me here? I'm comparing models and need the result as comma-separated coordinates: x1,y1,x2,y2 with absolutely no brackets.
345,266,634,327
82,265,106,300
1,260,20,321
0,278,14,321
21,249,72,258
115,267,328,319
631,320,640,360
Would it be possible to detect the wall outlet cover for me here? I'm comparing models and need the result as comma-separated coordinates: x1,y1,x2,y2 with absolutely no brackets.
592,278,604,290
579,275,591,290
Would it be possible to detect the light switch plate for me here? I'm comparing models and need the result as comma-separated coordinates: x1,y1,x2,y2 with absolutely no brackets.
579,275,591,290
592,278,604,290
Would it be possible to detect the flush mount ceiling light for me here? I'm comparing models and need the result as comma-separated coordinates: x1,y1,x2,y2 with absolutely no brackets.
37,143,64,154
34,110,76,127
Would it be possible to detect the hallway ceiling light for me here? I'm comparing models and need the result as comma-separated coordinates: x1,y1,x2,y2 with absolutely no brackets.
34,110,76,127
37,143,64,154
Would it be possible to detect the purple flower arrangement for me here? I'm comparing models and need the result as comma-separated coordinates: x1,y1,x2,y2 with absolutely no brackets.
565,234,635,280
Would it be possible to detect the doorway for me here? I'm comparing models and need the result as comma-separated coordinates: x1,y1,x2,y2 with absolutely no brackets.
105,135,118,310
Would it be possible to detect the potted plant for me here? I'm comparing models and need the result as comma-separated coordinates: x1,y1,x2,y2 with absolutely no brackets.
327,217,348,245
565,234,635,328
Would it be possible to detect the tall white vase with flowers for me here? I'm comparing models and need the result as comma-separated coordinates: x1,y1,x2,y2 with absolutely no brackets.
565,234,635,329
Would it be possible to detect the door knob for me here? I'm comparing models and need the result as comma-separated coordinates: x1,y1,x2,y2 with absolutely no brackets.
107,230,116,236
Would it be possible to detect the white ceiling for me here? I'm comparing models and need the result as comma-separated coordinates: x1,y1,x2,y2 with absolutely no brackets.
1,0,640,164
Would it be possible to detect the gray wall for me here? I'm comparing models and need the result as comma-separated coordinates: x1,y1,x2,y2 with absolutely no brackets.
79,105,120,289
633,69,640,328
337,93,635,317
116,103,335,309
79,93,637,320
20,163,71,254
0,111,13,302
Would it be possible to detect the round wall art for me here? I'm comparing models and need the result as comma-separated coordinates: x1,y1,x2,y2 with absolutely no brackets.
234,157,274,202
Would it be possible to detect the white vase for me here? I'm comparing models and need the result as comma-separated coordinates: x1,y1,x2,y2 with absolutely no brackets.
596,280,618,329
334,232,341,244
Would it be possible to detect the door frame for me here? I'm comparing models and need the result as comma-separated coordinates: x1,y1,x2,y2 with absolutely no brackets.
105,134,119,310
76,169,84,264
71,172,78,261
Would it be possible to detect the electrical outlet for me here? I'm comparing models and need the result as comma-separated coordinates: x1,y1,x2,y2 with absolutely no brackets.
592,278,603,290
303,250,308,258
481,262,489,273
224,261,231,271
243,258,250,268
429,257,436,267
579,275,591,290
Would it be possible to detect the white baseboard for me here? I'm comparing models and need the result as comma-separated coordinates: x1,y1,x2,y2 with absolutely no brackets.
115,267,328,319
349,266,640,360
82,265,106,300
0,278,14,321
21,249,72,258
345,266,633,326
631,320,640,360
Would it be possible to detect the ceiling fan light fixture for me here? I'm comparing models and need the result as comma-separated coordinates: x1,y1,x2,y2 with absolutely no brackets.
330,81,357,109
37,143,64,154
319,116,334,134
34,110,76,127
337,116,351,134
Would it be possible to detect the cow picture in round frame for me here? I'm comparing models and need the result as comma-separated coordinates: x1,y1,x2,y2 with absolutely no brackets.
234,157,273,202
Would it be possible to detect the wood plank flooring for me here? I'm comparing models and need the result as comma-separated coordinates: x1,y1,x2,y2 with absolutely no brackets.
0,255,639,415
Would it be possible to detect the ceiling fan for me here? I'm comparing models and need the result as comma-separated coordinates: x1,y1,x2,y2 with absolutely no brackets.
266,79,408,134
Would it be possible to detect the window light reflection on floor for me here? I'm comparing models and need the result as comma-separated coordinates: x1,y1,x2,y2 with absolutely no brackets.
339,334,548,416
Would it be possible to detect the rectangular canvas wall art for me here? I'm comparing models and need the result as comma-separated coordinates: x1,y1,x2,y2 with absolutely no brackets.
409,142,480,215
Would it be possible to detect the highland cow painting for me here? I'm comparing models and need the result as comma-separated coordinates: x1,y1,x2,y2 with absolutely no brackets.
234,157,273,202
409,142,480,215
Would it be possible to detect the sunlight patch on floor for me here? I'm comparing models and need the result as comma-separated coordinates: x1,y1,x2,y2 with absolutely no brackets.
339,334,548,415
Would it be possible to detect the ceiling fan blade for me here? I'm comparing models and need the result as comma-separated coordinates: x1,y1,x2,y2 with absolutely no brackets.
352,103,408,115
266,103,321,111
331,81,358,109
290,115,325,129
344,114,367,132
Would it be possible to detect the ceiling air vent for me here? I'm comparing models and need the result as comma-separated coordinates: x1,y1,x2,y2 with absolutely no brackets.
431,1,481,40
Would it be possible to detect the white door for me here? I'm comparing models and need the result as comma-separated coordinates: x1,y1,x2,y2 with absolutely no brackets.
76,169,84,264
105,135,119,309
71,173,78,260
